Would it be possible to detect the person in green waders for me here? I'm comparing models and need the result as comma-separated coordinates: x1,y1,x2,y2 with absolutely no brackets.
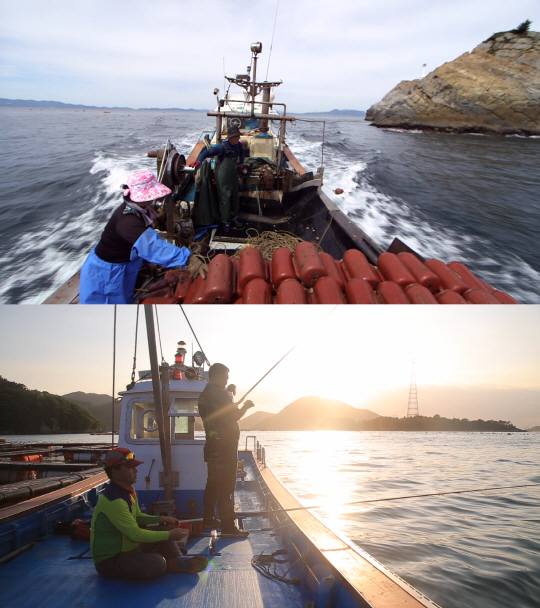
191,126,245,232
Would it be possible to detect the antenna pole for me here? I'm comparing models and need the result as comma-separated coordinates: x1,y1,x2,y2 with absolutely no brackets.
406,361,419,417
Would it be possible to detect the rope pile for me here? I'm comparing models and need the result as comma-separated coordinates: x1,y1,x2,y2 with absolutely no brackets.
251,548,310,584
232,229,304,260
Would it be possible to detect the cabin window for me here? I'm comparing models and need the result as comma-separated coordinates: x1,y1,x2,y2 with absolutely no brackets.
169,398,198,440
173,416,193,439
130,401,159,440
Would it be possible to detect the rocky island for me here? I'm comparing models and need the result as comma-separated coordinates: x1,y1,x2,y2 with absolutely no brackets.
366,21,540,136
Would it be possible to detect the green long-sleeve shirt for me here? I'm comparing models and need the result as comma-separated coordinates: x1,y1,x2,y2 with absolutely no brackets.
90,481,169,564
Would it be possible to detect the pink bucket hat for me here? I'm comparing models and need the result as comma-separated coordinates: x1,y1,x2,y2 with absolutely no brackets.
126,170,171,203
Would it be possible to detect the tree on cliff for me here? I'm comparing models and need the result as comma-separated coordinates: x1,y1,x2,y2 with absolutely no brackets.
512,20,532,35
0,375,105,433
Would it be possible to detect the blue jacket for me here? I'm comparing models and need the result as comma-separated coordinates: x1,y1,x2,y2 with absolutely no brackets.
197,140,244,165
79,228,190,304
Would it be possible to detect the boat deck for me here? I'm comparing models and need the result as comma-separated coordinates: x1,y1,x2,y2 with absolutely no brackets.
0,462,306,608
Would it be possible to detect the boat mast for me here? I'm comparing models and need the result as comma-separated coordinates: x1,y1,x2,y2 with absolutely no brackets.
144,305,173,501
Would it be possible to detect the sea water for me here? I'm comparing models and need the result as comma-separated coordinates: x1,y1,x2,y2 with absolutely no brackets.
1,107,539,303
4,431,540,608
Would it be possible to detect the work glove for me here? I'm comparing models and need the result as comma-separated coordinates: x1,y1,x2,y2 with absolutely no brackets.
187,255,208,280
189,161,201,169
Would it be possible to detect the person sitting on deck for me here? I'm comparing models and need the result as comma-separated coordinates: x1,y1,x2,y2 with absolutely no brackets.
79,170,193,304
90,447,208,580
198,363,255,537
190,126,245,233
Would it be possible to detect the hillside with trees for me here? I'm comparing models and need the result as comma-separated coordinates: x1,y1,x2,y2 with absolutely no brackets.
357,415,522,432
63,391,119,431
0,376,105,434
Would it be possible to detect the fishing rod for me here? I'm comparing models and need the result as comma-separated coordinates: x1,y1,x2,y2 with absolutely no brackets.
236,482,540,518
236,305,340,404
236,345,296,404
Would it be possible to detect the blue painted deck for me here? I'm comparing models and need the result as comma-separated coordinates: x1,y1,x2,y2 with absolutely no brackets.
0,529,306,608
0,460,307,608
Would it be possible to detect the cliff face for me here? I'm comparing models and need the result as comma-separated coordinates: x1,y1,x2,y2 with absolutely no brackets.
366,30,540,135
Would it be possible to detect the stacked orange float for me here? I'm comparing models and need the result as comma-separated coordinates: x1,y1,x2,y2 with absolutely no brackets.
141,243,519,304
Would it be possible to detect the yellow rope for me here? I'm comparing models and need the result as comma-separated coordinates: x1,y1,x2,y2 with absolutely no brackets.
232,229,304,260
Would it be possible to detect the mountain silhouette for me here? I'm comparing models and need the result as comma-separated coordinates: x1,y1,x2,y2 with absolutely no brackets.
239,396,379,431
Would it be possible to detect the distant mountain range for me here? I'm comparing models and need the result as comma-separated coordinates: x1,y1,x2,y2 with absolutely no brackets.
0,377,104,434
299,109,366,117
63,391,119,431
239,396,379,431
0,98,206,111
0,98,365,116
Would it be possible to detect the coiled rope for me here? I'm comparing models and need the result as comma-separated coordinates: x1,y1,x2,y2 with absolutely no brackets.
232,229,304,260
251,548,310,584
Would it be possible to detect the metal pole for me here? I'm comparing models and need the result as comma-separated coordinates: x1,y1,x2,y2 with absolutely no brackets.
144,305,173,500
251,54,258,115
111,306,116,447
276,119,286,176
260,85,271,132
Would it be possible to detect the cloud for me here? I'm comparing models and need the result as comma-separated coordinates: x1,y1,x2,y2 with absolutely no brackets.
1,0,539,110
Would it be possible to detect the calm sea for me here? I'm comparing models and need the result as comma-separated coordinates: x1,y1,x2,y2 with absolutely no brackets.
1,107,539,303
4,430,540,608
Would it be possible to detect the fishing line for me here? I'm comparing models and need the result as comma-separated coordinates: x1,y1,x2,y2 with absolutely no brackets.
130,305,140,388
178,305,211,366
266,0,280,80
237,483,540,517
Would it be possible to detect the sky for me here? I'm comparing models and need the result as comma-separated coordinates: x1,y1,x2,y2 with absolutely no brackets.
0,305,538,429
1,0,539,112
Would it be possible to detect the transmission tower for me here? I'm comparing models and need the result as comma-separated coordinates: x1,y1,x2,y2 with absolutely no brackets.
406,361,419,417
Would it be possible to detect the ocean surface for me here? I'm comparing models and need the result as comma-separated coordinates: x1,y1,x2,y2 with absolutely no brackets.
4,430,540,608
1,107,539,303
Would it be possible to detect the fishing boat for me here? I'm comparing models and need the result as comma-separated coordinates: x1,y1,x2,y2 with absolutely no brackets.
45,43,519,305
0,306,441,608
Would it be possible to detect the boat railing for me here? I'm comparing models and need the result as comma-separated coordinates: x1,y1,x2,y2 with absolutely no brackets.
244,435,266,468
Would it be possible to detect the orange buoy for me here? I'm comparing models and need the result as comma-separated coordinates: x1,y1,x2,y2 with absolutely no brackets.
320,252,345,291
138,296,177,304
272,248,297,290
313,277,345,304
205,254,233,303
172,271,193,303
397,252,440,293
463,288,500,304
435,290,467,304
425,259,468,294
342,249,379,287
377,281,409,304
239,247,266,291
404,283,439,304
275,278,308,304
242,278,272,304
377,252,415,287
491,291,519,304
184,275,208,304
141,286,172,301
447,261,487,291
345,278,377,304
293,241,327,287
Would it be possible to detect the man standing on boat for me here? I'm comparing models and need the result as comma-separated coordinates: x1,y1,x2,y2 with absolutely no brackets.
90,448,208,579
198,363,255,537
191,126,245,232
